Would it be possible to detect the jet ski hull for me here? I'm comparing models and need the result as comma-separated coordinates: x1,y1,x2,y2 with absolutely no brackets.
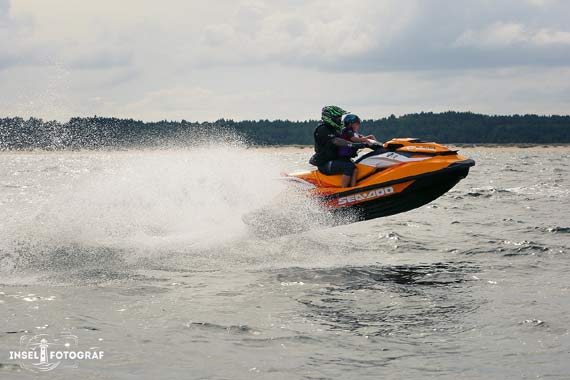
327,161,472,221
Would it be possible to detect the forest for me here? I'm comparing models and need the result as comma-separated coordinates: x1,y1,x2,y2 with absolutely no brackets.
1,111,569,150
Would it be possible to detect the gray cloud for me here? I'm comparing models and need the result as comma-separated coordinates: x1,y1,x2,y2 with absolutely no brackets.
0,0,56,70
349,0,570,71
192,0,570,72
5,0,569,72
0,0,568,120
0,0,9,22
68,49,133,71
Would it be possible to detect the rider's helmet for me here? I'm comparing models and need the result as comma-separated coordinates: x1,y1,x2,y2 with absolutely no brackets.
321,105,347,130
343,114,361,127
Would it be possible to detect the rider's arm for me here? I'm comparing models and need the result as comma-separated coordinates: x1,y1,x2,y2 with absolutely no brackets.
335,128,361,146
330,137,353,147
350,136,372,143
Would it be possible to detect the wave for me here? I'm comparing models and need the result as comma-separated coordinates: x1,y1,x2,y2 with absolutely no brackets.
1,139,294,274
546,226,570,234
455,183,569,199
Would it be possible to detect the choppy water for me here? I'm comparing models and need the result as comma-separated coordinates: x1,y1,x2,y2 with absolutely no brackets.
0,146,569,379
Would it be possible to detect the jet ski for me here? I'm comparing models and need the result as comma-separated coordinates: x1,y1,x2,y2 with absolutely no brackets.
284,138,475,222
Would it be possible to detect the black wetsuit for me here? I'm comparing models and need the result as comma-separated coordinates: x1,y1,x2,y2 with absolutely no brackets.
309,122,355,176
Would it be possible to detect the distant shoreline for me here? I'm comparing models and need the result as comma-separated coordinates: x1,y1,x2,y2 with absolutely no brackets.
2,112,569,149
2,143,570,154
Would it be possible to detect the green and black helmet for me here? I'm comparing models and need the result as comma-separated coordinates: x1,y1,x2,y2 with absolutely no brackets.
321,105,347,130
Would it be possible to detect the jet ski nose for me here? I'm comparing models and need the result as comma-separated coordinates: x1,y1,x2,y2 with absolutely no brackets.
445,158,475,180
450,158,476,168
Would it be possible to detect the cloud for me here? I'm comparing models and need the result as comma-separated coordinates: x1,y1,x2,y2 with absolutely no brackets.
533,28,570,45
67,49,133,70
203,24,235,46
456,22,570,48
0,0,569,120
182,0,570,72
526,0,559,7
6,0,570,72
0,0,40,69
186,0,418,69
455,23,527,47
0,0,10,24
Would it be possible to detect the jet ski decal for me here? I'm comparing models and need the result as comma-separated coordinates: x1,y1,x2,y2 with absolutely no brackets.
338,187,394,205
326,181,414,208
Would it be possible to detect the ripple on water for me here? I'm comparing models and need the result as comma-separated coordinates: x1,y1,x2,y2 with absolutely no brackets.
274,263,480,337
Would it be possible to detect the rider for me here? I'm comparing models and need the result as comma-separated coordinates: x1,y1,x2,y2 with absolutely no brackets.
309,106,365,188
338,114,377,159
336,114,376,187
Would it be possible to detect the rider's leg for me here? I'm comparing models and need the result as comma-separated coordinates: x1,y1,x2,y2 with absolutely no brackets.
341,160,356,188
350,168,358,187
318,160,355,188
341,174,351,188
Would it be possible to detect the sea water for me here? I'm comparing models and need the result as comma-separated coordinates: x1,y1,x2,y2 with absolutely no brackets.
0,146,569,379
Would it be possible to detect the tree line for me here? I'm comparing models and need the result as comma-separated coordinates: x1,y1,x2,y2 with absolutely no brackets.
1,111,569,150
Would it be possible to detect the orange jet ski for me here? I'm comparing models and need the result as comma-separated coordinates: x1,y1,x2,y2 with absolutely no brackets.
285,138,475,221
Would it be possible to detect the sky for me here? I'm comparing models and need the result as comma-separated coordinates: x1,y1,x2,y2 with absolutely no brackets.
0,0,569,121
